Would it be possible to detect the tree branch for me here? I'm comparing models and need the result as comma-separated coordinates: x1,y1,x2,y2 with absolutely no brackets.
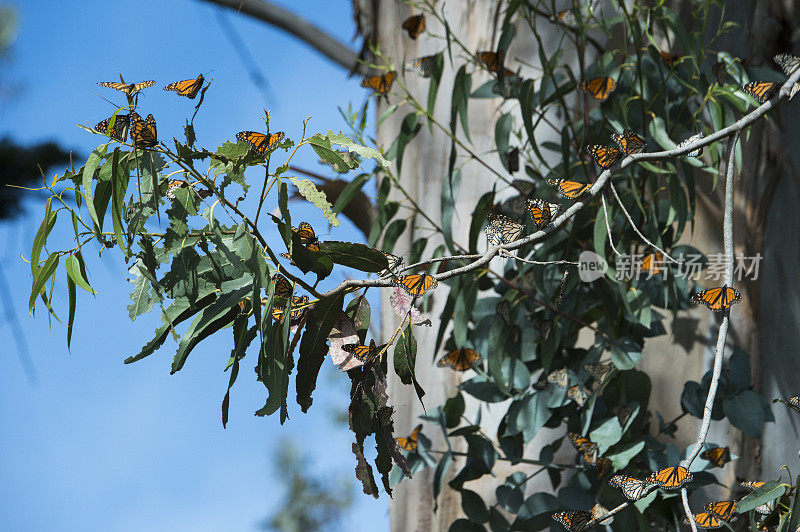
199,0,368,75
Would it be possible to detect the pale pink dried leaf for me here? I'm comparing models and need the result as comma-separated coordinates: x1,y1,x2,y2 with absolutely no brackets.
328,311,363,370
390,285,432,327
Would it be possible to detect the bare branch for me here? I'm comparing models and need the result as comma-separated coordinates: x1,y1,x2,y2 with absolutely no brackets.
199,0,367,75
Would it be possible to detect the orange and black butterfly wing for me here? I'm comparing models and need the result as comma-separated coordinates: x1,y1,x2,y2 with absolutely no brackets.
552,510,592,531
395,423,423,450
648,466,692,489
547,178,590,199
703,500,737,520
273,274,293,299
612,129,647,155
361,72,397,93
691,285,741,311
132,80,156,93
95,113,130,142
700,446,730,468
580,77,616,101
396,273,438,296
742,81,777,103
130,113,158,148
293,222,318,247
164,74,204,99
686,512,724,529
237,131,285,155
401,14,425,39
586,145,622,169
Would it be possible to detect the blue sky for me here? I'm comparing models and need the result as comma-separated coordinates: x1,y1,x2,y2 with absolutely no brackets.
0,0,389,529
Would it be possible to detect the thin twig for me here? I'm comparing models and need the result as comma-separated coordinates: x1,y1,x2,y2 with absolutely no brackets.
608,180,677,263
601,193,622,257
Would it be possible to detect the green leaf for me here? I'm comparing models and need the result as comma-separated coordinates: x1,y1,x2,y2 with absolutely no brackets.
31,197,56,278
109,148,129,253
495,113,512,171
461,490,489,524
28,252,59,313
171,278,252,373
427,52,445,127
332,173,371,214
461,376,509,403
447,519,484,532
66,267,76,350
723,390,768,437
607,441,645,470
317,241,388,273
610,339,643,370
82,144,108,233
296,293,344,412
393,326,417,386
508,392,551,443
452,65,472,142
286,175,339,227
310,131,391,168
395,112,422,175
736,481,785,513
441,168,462,254
65,254,96,294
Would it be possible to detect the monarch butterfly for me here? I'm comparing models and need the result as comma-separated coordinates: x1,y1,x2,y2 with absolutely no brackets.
236,131,285,156
546,178,591,200
401,14,425,39
485,212,525,246
547,368,569,388
691,285,741,312
272,273,293,299
97,79,156,96
648,465,692,489
739,481,776,515
405,55,437,78
165,179,212,201
584,362,613,384
292,222,321,252
591,503,612,525
742,81,777,103
556,9,578,27
381,252,403,276
579,77,617,102
568,385,588,406
360,71,397,93
677,133,704,157
526,199,561,228
395,424,422,451
342,338,378,363
436,348,482,371
683,512,725,529
163,74,204,99
700,446,731,468
237,298,253,314
552,510,592,532
586,144,622,169
609,475,653,501
703,500,737,520
395,273,438,296
790,394,800,412
611,129,647,155
271,295,310,322
475,51,515,77
775,53,800,76
641,253,664,275
130,112,158,148
659,51,680,67
95,113,129,142
567,432,593,451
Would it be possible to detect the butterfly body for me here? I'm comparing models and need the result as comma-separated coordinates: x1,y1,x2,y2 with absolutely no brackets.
526,198,561,228
342,338,378,363
742,81,777,103
691,285,741,311
485,212,524,246
700,446,731,468
648,465,692,489
611,129,647,155
163,74,204,99
95,113,130,142
678,133,704,157
395,424,422,451
567,385,588,406
236,131,285,156
609,475,653,501
684,512,725,529
401,14,425,39
271,295,310,322
406,55,437,78
130,112,158,148
361,71,397,93
547,368,569,388
475,51,514,77
395,273,438,296
552,510,592,531
97,79,156,96
586,144,622,169
703,500,737,520
546,178,591,200
436,348,482,371
579,77,616,101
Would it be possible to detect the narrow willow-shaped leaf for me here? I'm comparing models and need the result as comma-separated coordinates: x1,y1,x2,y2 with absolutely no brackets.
296,293,344,412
